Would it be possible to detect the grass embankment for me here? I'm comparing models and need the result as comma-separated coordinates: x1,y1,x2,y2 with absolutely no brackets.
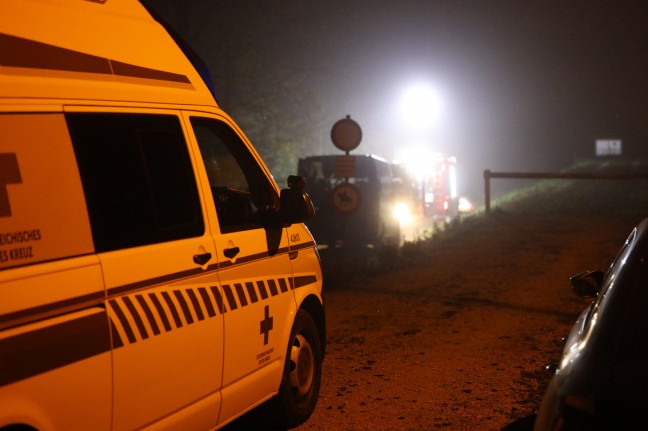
323,157,648,287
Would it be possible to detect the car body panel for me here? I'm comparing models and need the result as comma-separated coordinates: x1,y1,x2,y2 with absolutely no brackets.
535,218,648,430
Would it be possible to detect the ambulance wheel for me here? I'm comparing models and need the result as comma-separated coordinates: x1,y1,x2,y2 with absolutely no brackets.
270,309,323,428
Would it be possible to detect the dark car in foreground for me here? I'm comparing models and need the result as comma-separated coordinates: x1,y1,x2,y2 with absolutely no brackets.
535,218,648,430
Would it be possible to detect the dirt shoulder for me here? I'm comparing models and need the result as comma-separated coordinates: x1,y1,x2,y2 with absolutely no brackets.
298,175,648,430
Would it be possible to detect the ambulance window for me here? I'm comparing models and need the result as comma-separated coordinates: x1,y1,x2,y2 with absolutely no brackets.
67,113,204,252
190,117,279,233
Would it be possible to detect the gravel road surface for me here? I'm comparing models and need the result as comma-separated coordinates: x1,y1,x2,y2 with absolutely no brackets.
297,168,648,430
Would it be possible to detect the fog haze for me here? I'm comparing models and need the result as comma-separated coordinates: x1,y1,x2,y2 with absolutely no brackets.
146,0,648,200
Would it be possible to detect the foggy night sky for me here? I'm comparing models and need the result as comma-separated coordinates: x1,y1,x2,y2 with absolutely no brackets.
148,0,648,200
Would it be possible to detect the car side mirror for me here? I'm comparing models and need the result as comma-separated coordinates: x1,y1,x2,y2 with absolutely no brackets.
277,175,315,226
570,270,605,299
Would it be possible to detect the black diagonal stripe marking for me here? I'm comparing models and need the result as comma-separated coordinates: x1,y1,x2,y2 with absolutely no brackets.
198,287,216,317
222,285,238,311
109,299,136,344
0,270,321,389
122,296,149,340
149,293,172,332
161,291,183,328
267,279,279,296
234,283,248,307
210,286,225,314
173,290,194,325
186,289,205,321
135,294,160,336
109,317,124,349
245,282,259,303
278,278,289,293
257,281,269,300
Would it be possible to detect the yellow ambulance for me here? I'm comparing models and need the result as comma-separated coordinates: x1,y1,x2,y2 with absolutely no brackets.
0,1,325,430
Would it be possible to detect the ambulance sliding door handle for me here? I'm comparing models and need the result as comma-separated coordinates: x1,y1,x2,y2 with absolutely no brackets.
223,247,240,259
193,252,212,266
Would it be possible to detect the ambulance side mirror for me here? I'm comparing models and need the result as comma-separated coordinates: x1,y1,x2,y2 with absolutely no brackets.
278,175,315,226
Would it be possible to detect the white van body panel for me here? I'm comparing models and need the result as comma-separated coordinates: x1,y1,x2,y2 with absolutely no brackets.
0,1,324,430
0,309,112,431
1,0,215,107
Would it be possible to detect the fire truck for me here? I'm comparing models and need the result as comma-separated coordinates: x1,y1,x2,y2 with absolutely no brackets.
421,155,460,219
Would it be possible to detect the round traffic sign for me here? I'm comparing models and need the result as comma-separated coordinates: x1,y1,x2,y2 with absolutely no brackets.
331,116,362,152
331,182,361,213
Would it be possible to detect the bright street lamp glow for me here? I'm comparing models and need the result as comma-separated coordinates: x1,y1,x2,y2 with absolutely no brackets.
395,144,433,182
399,83,443,131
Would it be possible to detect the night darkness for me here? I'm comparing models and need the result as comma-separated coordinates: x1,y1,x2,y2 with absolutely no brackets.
146,0,648,199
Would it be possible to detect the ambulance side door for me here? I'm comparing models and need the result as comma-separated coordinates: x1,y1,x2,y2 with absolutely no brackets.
64,109,224,431
186,114,297,425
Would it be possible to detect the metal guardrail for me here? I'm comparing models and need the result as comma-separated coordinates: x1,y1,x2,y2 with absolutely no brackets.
483,169,648,214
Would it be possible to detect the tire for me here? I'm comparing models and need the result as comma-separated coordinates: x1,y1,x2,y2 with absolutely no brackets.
269,309,323,429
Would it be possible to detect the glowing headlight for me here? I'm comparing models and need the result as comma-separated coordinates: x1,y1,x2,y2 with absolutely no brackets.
458,197,474,213
393,202,413,226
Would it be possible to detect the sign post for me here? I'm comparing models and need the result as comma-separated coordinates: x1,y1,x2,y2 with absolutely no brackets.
330,116,363,247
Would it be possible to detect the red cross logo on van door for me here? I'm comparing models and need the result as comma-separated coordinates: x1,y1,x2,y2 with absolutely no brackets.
260,305,274,345
0,154,22,218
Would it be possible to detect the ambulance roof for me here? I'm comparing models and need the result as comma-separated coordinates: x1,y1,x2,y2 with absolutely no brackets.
0,0,217,107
